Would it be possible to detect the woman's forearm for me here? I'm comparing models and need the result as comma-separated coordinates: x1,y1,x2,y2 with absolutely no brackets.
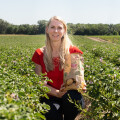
44,84,59,97
44,83,66,98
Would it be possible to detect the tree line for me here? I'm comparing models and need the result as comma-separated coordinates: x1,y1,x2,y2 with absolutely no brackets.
0,19,120,35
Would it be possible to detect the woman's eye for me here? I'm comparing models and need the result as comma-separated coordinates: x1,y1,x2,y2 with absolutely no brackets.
58,27,62,30
51,26,54,29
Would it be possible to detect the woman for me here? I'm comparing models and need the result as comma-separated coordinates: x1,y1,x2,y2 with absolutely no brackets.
32,16,86,120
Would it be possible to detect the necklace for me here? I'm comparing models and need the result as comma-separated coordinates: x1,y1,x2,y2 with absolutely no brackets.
53,57,60,66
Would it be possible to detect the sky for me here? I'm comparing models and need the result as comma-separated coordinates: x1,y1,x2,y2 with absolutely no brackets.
0,0,120,25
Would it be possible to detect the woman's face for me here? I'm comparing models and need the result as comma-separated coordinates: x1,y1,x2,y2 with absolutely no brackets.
46,19,65,42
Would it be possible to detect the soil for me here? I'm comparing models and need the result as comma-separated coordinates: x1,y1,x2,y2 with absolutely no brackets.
75,98,91,120
87,37,109,42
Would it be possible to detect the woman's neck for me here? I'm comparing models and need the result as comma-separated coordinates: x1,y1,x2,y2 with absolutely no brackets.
51,41,61,57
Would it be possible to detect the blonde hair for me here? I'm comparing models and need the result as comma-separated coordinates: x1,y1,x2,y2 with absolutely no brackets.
44,16,73,72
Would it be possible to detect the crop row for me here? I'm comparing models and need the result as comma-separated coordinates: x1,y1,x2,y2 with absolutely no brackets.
0,35,120,120
72,35,120,119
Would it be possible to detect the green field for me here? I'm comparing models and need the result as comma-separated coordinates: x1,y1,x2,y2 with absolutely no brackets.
0,35,120,120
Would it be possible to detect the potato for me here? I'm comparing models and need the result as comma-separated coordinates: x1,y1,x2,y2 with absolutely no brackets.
66,79,73,85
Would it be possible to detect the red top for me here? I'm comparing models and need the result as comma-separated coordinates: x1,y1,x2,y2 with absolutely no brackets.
32,46,83,90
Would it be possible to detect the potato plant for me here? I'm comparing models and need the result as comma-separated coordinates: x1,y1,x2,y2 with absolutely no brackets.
0,35,50,120
72,35,120,120
0,35,120,120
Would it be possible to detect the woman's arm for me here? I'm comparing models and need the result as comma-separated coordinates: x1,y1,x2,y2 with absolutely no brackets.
35,63,42,75
44,84,66,98
34,63,66,98
79,54,87,92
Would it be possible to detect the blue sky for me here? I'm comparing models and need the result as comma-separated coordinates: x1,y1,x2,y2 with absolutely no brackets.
0,0,120,25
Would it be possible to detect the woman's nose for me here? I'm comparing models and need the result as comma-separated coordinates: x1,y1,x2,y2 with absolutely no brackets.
54,28,58,32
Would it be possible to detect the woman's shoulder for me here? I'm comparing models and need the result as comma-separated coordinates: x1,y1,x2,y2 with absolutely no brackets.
35,47,45,55
69,45,83,54
32,47,45,65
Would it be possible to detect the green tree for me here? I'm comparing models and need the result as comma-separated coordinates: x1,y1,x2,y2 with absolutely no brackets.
37,20,48,34
30,25,39,35
6,24,15,34
0,19,9,34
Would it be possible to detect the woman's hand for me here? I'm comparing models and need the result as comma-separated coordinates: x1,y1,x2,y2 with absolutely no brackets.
44,83,66,98
55,83,67,98
56,90,66,98
60,83,66,91
82,83,87,93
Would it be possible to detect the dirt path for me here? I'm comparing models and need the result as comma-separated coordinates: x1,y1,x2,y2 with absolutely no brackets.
87,37,109,42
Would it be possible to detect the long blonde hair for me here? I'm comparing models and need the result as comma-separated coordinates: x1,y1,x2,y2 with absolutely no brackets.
44,16,73,72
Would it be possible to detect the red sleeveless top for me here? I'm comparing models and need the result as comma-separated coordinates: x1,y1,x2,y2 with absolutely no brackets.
32,46,83,90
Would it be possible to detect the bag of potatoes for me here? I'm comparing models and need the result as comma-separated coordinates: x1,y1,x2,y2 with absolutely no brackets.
62,53,86,92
